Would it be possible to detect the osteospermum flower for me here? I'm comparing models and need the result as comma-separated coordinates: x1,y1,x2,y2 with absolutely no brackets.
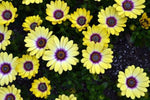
22,15,43,32
81,42,113,74
69,8,93,31
15,55,39,79
46,0,70,25
0,52,18,86
24,26,53,58
30,77,51,99
82,25,110,47
139,13,150,29
22,0,43,5
0,85,23,100
0,25,12,50
117,65,150,99
0,1,18,26
98,6,127,36
55,94,77,100
42,36,79,74
113,0,145,19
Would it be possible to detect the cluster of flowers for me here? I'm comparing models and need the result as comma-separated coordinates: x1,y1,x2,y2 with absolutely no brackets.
0,0,149,99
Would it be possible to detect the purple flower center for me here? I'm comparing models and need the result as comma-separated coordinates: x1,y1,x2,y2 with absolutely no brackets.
2,10,12,20
53,10,64,19
90,51,102,63
23,61,33,71
30,22,37,30
38,83,47,92
55,49,67,61
126,76,137,89
77,16,86,26
5,93,15,100
0,63,11,75
0,33,4,43
90,33,101,43
36,37,47,48
106,17,117,27
122,0,134,11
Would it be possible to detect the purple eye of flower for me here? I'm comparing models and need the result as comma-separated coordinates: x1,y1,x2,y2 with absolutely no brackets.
77,16,86,26
53,10,64,19
122,0,134,11
90,33,101,43
0,33,4,43
2,10,12,20
36,37,47,48
126,76,137,89
90,51,102,63
38,83,47,92
55,49,67,61
106,17,117,27
30,22,37,30
0,63,11,74
24,61,33,71
5,93,15,100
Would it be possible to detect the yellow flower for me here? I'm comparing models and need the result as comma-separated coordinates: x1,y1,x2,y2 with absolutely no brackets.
0,1,18,26
15,54,39,79
113,0,145,19
22,15,43,32
82,25,110,47
30,77,51,99
0,85,23,100
0,52,18,86
69,8,93,31
94,0,101,2
117,65,150,99
139,13,150,29
42,36,79,74
55,94,77,100
24,26,53,58
22,0,43,5
81,42,113,74
46,0,70,25
0,25,12,50
98,6,127,36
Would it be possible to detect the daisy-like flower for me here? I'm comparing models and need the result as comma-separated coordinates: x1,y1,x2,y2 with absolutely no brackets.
0,25,12,50
139,13,150,29
42,36,79,74
0,52,18,86
81,42,113,74
24,26,53,58
98,6,127,36
117,65,150,99
113,0,145,19
0,85,23,100
69,8,93,31
22,0,43,5
0,1,18,26
22,15,43,32
55,94,77,100
15,54,39,79
30,77,51,99
46,0,70,25
82,25,110,47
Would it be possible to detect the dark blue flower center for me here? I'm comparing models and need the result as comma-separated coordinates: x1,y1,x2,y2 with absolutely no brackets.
38,83,47,92
54,10,64,19
2,10,12,20
77,16,86,26
122,0,134,11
